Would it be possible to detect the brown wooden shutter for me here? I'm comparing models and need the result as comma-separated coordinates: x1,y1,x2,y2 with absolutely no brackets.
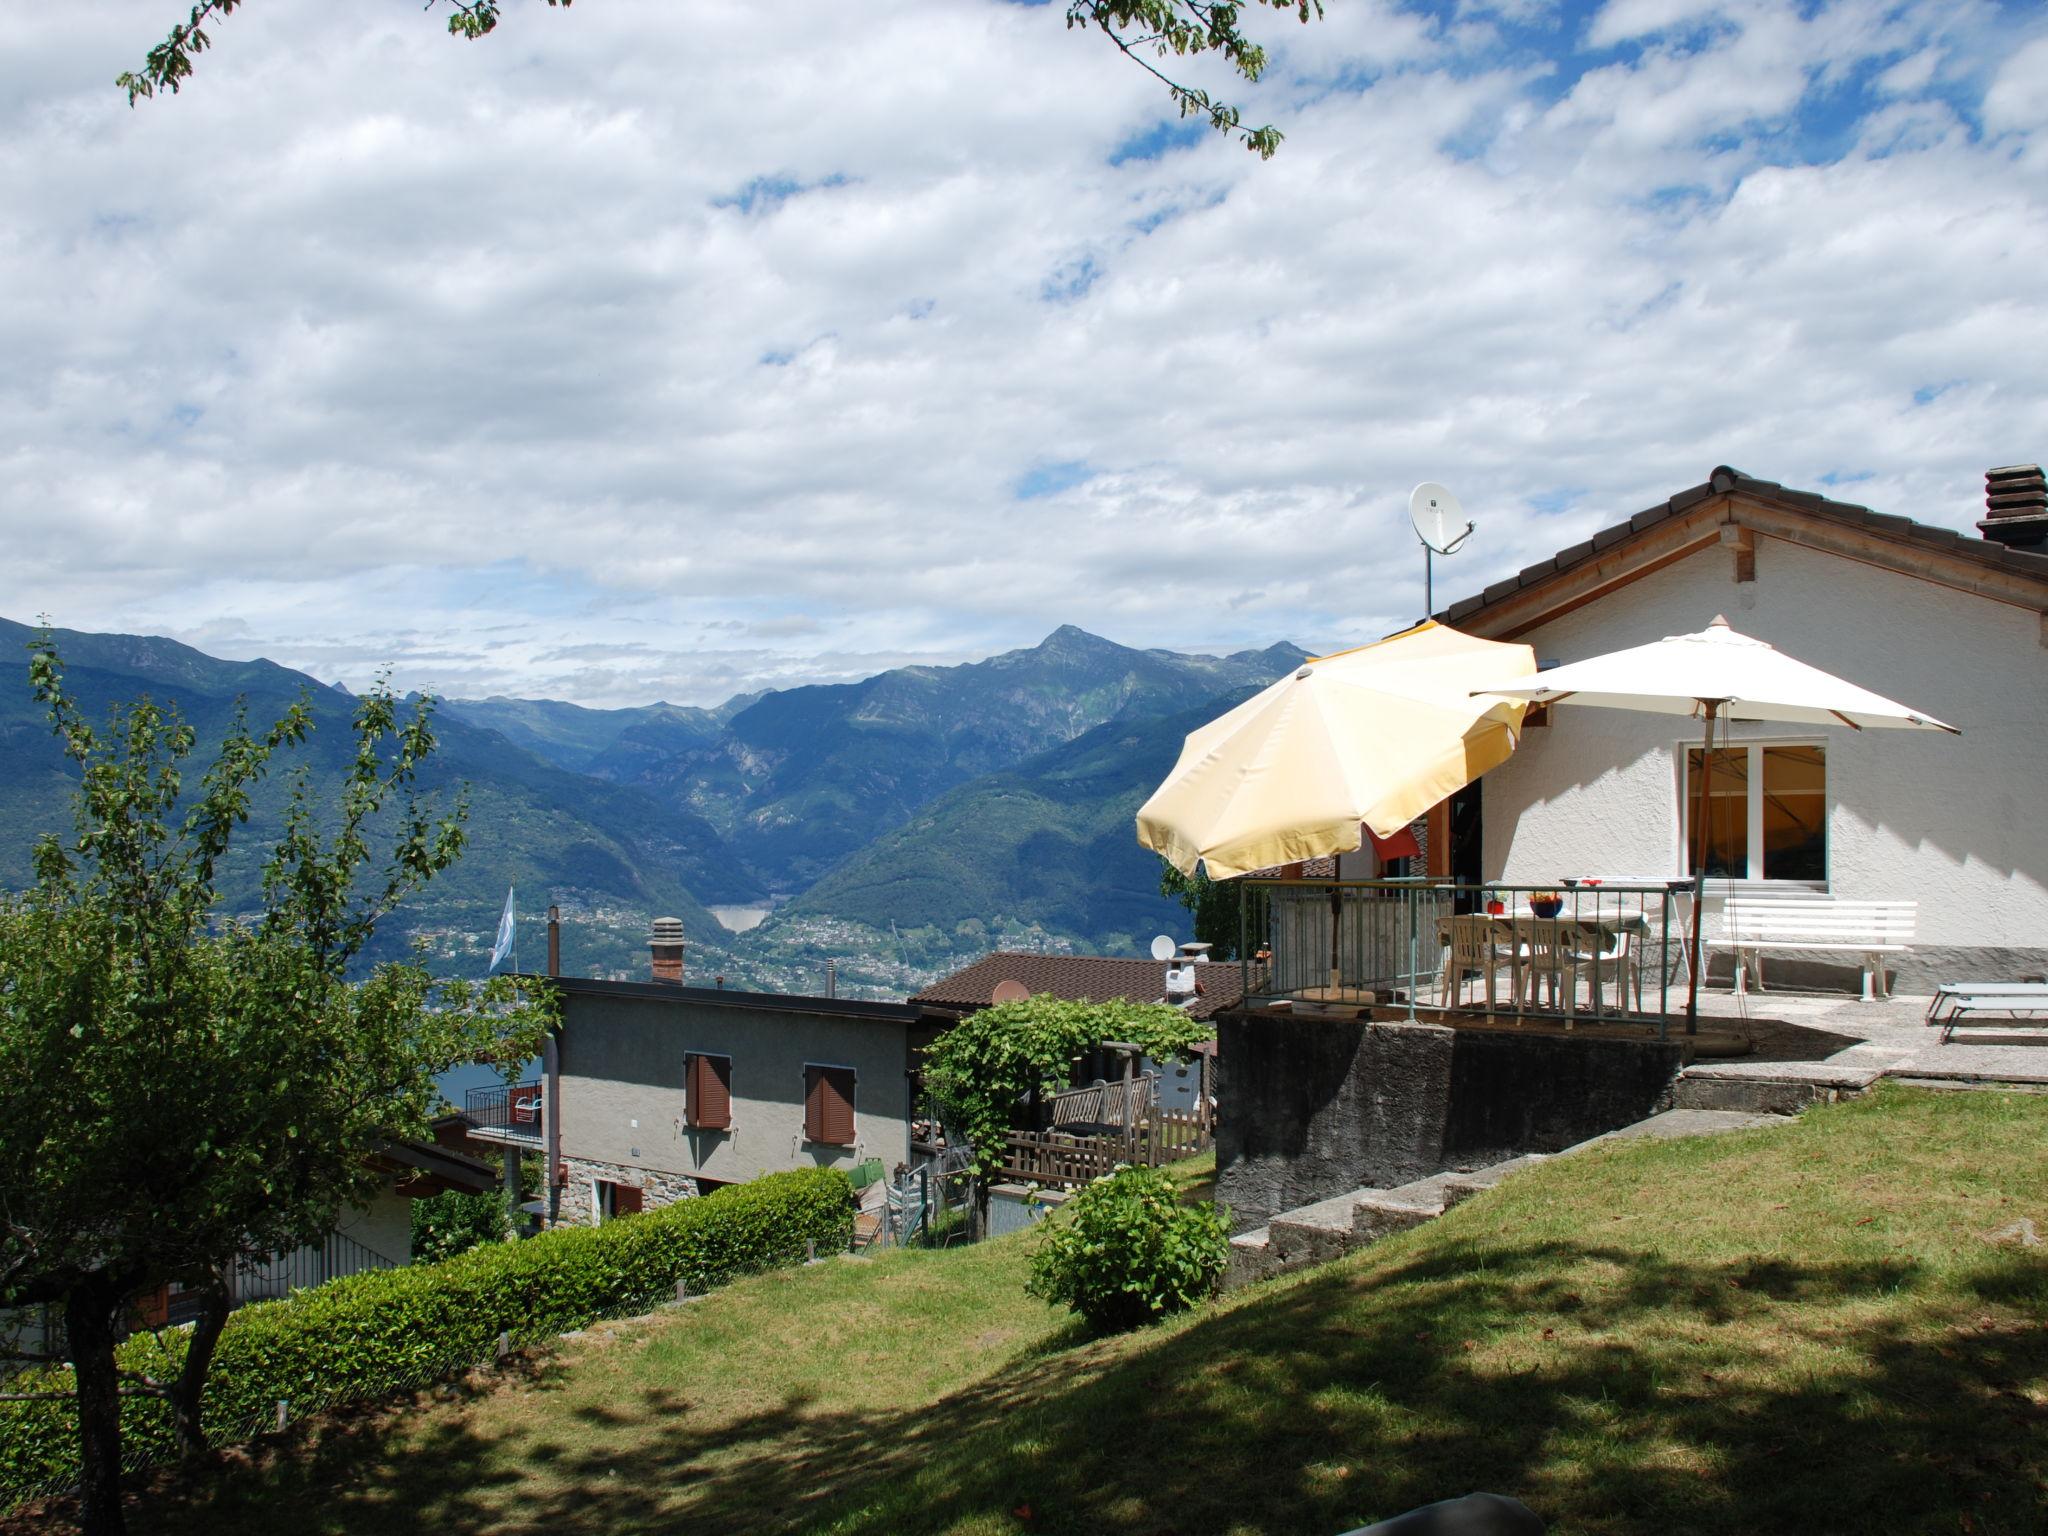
688,1053,731,1130
610,1182,644,1216
804,1064,856,1146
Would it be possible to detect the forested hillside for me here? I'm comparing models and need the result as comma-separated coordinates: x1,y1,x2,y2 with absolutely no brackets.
1,619,1299,992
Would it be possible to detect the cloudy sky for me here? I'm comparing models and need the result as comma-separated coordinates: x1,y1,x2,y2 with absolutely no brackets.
4,1,2044,707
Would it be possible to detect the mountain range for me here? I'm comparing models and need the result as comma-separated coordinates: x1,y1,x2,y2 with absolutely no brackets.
0,617,1304,992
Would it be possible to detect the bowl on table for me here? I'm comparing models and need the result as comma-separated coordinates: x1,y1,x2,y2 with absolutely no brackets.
1529,896,1564,919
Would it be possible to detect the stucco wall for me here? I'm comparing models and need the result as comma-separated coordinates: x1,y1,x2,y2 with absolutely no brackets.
1479,539,2048,986
555,991,912,1193
335,1186,415,1266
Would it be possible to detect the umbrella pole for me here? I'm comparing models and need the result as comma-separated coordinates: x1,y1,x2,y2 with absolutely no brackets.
1685,701,1718,1036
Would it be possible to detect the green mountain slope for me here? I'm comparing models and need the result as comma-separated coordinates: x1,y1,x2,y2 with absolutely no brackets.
441,694,760,775
588,627,1302,891
0,619,753,973
748,686,1261,984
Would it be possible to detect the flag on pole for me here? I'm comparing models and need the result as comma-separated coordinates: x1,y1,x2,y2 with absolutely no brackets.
489,887,517,974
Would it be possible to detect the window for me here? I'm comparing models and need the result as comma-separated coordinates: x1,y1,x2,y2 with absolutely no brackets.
803,1064,857,1147
686,1052,732,1130
1684,742,1826,882
597,1181,644,1221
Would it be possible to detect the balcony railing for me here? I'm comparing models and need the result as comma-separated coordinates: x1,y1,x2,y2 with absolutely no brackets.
163,1229,402,1326
465,1080,546,1142
1239,877,1696,1038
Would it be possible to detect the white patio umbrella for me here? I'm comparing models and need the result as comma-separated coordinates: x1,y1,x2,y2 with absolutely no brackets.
1136,621,1536,880
1471,614,1957,1028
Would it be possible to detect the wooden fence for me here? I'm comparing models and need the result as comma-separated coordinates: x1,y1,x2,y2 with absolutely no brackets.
1000,1110,1212,1189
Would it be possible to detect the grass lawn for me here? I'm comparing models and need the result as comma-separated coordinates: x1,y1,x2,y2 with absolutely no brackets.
28,1088,2048,1536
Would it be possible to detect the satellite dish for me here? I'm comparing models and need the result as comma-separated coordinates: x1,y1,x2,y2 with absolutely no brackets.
991,979,1031,1004
1150,935,1176,962
1410,482,1471,555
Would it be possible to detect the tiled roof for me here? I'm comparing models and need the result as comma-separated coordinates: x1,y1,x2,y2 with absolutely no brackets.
1438,465,2048,628
911,951,1243,1023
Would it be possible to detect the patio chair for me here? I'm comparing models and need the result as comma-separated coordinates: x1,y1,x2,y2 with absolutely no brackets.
1440,915,1506,1016
1562,920,1644,1016
1513,918,1575,1019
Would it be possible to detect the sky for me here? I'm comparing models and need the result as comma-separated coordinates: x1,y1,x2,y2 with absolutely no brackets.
3,0,2045,708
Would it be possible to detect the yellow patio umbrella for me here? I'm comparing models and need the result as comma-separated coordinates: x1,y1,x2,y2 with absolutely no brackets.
1136,621,1537,879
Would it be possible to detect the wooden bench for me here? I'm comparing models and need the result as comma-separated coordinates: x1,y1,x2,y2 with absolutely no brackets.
1047,1075,1155,1135
1926,982,2048,1042
1708,897,1915,1002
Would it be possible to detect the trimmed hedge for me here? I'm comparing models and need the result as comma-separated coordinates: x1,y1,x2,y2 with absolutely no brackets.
1,1166,852,1504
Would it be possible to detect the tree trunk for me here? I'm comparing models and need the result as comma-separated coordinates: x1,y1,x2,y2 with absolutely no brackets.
64,1277,128,1536
170,1270,230,1458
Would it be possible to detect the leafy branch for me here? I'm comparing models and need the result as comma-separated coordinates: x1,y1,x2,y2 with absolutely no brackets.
118,0,1322,156
1068,1,1322,159
117,1,574,103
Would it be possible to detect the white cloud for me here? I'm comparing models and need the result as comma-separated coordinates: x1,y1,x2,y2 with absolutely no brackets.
1984,34,2048,135
0,0,2043,706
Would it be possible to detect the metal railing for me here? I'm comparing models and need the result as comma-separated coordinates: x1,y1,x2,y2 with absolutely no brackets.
1239,877,1695,1038
156,1229,403,1327
465,1080,546,1142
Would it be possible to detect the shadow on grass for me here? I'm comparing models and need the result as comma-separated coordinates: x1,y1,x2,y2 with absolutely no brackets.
65,1235,2046,1536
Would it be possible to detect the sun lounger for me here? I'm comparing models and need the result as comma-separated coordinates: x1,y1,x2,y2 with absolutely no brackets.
1927,982,2048,1042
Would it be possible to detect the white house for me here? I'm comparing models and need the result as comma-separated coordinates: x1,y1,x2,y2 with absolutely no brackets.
1430,464,2048,991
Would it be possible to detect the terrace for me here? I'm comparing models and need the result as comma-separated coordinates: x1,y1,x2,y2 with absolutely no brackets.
464,1080,545,1145
1240,876,1700,1041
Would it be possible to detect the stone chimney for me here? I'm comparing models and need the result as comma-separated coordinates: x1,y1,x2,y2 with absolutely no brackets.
648,916,686,985
1979,464,2047,552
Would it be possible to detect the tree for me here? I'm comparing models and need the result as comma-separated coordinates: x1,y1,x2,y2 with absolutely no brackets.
119,1,1324,158
921,994,1213,1185
1158,857,1243,960
0,638,556,1536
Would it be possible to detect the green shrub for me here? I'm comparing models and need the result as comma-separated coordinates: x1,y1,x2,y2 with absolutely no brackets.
410,1188,510,1263
0,1166,851,1505
1025,1164,1227,1333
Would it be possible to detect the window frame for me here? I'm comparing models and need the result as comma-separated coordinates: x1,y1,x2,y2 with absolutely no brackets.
802,1061,858,1148
685,1050,733,1131
1678,735,1829,890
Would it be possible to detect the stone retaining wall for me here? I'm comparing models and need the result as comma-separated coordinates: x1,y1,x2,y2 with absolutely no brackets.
1214,1009,1683,1231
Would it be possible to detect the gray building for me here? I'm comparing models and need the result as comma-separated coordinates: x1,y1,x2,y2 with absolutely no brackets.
531,923,930,1226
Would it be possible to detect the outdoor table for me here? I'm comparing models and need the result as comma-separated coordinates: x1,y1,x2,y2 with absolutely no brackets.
1438,911,1650,1016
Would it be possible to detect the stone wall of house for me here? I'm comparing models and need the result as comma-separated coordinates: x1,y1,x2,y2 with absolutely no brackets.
553,1154,701,1228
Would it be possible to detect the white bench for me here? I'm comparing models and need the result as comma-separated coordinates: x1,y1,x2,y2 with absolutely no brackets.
1926,982,2048,1042
1708,897,1915,1002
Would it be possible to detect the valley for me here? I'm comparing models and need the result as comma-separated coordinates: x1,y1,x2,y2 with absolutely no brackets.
0,617,1303,997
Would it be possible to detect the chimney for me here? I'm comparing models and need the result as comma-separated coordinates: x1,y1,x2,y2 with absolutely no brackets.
648,916,686,985
1980,463,2047,552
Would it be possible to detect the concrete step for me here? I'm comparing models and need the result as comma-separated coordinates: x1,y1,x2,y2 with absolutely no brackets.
1582,1107,1790,1146
1226,1226,1278,1288
1438,1153,1549,1202
1351,1171,1467,1241
1231,1160,1541,1291
1226,1106,1796,1291
1670,1058,1882,1115
1268,1188,1377,1272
